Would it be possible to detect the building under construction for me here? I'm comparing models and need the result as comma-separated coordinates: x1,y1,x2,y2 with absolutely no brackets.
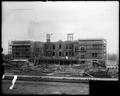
9,34,107,67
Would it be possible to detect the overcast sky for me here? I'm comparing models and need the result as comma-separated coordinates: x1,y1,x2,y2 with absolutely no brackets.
2,1,119,54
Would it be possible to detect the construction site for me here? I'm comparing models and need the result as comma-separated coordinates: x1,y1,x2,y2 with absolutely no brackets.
9,33,106,65
2,33,112,78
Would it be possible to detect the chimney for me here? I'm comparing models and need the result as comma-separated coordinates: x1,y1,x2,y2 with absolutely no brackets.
46,33,52,42
67,33,74,41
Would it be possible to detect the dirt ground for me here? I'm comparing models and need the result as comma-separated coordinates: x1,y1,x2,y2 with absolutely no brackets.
2,80,89,95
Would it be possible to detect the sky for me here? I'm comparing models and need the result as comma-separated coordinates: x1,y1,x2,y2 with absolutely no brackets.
2,1,119,54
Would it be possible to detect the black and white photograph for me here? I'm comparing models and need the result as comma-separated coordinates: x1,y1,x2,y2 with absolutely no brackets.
1,1,119,95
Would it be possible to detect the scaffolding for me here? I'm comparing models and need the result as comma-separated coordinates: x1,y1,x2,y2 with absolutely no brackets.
11,41,32,59
8,41,12,55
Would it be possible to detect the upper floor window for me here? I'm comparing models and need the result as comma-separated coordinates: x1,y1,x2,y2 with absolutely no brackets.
66,45,68,49
59,52,62,56
53,45,55,49
71,52,74,56
59,45,62,49
81,55,85,58
69,45,72,49
81,47,85,51
25,48,29,51
80,61,85,64
93,44,97,46
52,52,55,56
80,46,86,52
69,52,72,56
66,52,68,56
46,51,51,56
36,48,39,52
92,53,97,57
92,44,99,48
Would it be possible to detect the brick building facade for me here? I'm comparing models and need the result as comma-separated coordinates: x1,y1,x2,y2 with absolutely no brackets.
10,38,106,67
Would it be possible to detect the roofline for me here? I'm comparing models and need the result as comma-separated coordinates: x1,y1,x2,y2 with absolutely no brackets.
10,39,107,44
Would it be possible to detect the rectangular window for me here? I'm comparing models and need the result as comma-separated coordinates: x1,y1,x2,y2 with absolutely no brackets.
92,44,99,49
92,44,97,47
80,61,85,64
69,45,72,49
59,45,61,49
36,48,39,52
80,46,86,52
66,52,68,56
53,45,55,49
81,55,85,58
69,52,71,56
72,52,74,56
53,52,55,56
92,53,97,57
66,45,68,49
69,52,73,56
59,52,62,56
